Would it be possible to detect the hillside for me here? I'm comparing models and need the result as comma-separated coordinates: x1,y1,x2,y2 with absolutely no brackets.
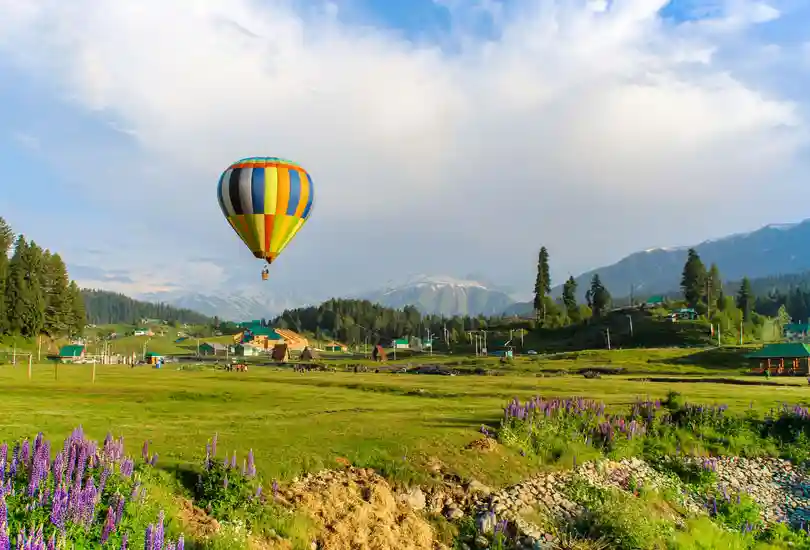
361,275,516,316
82,289,215,325
556,219,810,301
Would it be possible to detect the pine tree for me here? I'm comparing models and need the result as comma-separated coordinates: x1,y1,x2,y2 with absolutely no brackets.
20,241,46,337
43,253,72,335
561,276,578,320
681,248,706,309
706,263,722,315
586,274,611,317
0,217,13,334
67,281,86,337
737,277,753,322
5,236,28,334
533,247,551,322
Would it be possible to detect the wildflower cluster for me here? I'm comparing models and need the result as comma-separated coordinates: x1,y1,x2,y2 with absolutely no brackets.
705,488,764,534
194,433,264,524
0,427,181,550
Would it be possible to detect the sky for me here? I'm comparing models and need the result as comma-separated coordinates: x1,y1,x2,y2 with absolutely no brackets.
0,0,809,303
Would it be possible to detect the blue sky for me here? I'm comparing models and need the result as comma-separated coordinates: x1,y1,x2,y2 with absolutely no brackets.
0,0,809,304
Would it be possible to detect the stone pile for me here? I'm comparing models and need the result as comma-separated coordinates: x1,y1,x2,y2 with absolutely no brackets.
685,456,810,526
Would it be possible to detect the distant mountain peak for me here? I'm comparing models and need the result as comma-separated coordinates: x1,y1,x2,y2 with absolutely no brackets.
361,274,514,317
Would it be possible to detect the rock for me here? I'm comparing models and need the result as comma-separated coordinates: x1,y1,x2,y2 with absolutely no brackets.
474,535,490,548
446,506,464,520
401,487,426,510
468,479,492,496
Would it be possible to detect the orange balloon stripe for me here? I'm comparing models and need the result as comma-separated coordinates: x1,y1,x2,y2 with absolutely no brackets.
276,169,290,215
293,170,310,218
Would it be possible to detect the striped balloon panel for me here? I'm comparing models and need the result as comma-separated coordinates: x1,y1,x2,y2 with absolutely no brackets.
217,158,314,262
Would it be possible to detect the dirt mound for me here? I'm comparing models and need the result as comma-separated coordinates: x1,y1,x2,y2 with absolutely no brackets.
284,467,448,550
465,437,497,453
176,498,221,538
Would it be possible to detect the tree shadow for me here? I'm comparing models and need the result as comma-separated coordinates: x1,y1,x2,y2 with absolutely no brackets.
660,347,756,370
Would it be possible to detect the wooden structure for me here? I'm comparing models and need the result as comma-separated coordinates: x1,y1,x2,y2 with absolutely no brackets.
372,345,388,362
746,343,810,375
144,352,164,365
271,343,290,362
300,347,318,361
57,345,86,364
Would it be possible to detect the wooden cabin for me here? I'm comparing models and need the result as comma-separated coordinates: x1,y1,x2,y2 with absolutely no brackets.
746,343,810,375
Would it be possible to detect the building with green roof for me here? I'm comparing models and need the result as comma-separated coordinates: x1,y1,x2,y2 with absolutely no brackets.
57,345,85,363
745,343,810,375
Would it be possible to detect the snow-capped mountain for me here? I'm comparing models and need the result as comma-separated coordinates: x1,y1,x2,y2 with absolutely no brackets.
138,287,315,322
360,274,517,316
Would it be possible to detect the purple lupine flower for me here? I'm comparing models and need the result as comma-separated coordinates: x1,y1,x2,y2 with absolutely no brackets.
223,475,229,489
142,441,150,462
255,485,263,501
247,449,256,477
177,535,184,550
0,491,9,550
154,510,165,550
50,484,69,531
272,479,279,499
115,494,126,525
21,439,31,466
120,532,128,550
101,506,116,544
211,433,218,457
130,481,142,501
150,453,158,467
99,466,111,497
231,451,237,470
242,459,247,477
145,524,154,550
120,457,135,478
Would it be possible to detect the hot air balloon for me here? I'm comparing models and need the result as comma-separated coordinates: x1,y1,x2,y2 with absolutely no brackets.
217,157,314,280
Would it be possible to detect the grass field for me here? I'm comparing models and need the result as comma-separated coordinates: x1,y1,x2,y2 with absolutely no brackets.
1,355,808,489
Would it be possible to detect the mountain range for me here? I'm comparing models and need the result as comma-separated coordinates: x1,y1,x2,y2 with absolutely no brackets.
505,219,810,316
132,219,810,320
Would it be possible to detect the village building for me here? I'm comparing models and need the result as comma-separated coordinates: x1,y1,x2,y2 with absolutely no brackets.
57,345,85,364
746,343,810,375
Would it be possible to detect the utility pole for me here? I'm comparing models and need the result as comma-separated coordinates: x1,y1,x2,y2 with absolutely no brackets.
740,321,743,346
626,315,634,337
605,328,611,350
37,335,42,362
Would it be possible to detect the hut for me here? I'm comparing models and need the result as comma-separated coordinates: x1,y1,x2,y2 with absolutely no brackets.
300,347,318,361
57,345,86,363
271,343,290,362
372,345,388,362
745,343,810,375
234,343,263,357
144,352,164,365
199,342,228,356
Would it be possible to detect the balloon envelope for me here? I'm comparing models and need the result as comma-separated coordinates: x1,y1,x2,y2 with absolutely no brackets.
217,157,314,264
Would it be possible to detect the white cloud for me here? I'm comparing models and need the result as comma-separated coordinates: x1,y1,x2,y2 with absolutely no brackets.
0,0,807,296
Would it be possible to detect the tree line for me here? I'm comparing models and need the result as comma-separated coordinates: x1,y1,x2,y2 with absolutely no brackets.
82,289,216,326
0,217,85,339
532,244,809,336
272,298,494,346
